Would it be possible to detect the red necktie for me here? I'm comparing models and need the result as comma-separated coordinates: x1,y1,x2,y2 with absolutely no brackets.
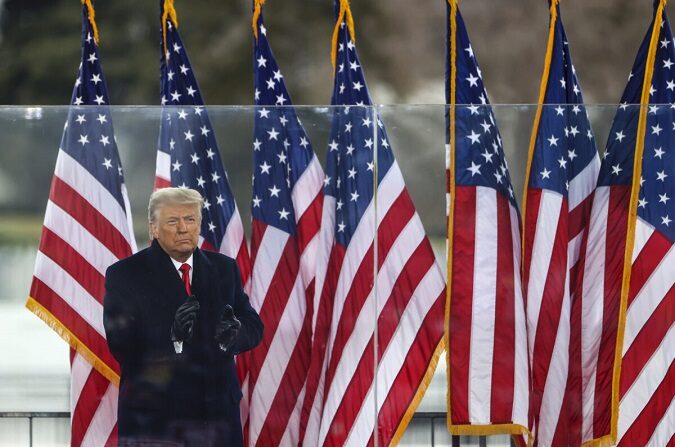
179,263,192,296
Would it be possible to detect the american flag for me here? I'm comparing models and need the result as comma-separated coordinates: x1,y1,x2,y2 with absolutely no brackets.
299,3,446,445
578,1,674,445
154,3,250,279
522,2,600,446
243,7,325,446
26,4,136,446
445,1,531,441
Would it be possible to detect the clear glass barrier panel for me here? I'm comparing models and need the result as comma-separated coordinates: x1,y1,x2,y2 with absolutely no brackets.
0,104,632,446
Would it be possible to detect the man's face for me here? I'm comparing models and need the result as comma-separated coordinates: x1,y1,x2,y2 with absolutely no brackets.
150,204,201,262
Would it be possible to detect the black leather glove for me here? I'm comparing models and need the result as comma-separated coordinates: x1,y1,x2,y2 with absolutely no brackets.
171,296,200,342
215,304,241,352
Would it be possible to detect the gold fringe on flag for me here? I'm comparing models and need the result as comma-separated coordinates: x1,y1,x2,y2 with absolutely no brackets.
162,0,179,60
252,0,266,40
445,0,458,439
26,297,120,387
331,0,356,71
81,0,100,45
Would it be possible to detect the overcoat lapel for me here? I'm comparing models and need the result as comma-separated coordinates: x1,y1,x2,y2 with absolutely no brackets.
146,240,189,308
191,248,211,300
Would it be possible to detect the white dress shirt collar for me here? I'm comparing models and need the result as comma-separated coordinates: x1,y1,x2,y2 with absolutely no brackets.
170,254,194,283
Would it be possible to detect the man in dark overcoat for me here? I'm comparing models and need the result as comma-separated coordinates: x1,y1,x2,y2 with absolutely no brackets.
104,187,262,446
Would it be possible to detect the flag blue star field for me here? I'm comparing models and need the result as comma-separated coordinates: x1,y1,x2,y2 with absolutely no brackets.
522,2,600,446
154,4,250,280
243,6,325,447
445,1,531,441
28,4,137,446
300,2,445,446
578,1,675,445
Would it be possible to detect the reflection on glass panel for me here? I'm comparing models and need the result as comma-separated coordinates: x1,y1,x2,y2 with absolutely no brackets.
432,420,456,446
0,418,29,447
486,434,514,446
32,418,69,447
398,419,432,446
0,105,632,445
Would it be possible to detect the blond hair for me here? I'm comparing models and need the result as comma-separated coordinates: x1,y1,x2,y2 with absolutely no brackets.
148,187,204,224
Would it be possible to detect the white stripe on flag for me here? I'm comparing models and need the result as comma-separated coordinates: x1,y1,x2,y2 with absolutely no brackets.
250,226,288,309
632,217,655,263
618,325,675,439
568,155,600,210
55,151,133,243
581,186,610,441
645,398,675,447
345,264,445,446
623,243,675,355
325,202,375,356
469,186,498,424
291,155,323,219
318,207,424,444
249,271,306,445
568,230,585,268
221,207,246,259
33,252,106,337
44,200,118,275
71,352,93,417
79,382,118,447
325,164,405,354
120,183,138,253
510,202,529,428
299,225,320,290
311,196,336,333
537,270,570,447
279,378,307,447
155,150,171,182
526,190,563,358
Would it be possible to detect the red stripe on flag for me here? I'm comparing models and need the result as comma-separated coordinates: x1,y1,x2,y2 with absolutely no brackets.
50,176,132,260
378,191,416,263
617,362,675,446
449,186,476,424
324,241,438,445
29,278,119,373
296,195,323,254
71,368,112,447
490,193,517,423
620,283,674,397
105,424,118,447
556,213,591,447
568,192,595,240
324,338,374,447
247,230,300,397
154,176,171,189
199,239,216,252
323,245,374,393
299,245,346,443
323,193,416,393
377,242,437,358
627,231,671,307
236,241,251,285
529,196,569,432
523,188,543,292
39,228,105,303
255,297,313,446
250,219,265,265
593,185,630,438
369,296,445,446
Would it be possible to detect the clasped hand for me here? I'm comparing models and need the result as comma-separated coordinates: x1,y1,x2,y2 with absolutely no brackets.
171,295,200,342
215,304,241,353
